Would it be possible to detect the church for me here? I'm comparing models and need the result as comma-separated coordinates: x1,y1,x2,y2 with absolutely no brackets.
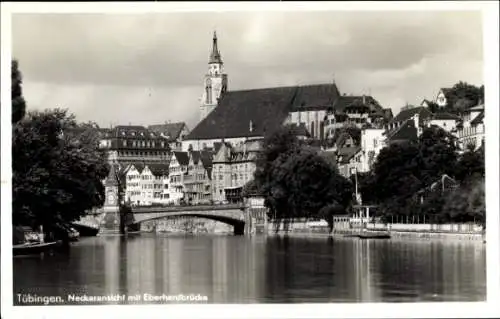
182,32,390,152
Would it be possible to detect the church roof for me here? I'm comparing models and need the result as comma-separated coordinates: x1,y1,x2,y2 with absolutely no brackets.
186,83,340,140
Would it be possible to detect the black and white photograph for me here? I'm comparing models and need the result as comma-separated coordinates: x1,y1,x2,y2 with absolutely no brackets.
1,2,499,319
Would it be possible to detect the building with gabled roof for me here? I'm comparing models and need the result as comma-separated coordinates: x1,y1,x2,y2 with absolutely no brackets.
435,88,453,108
167,151,190,204
184,150,214,204
425,112,461,134
211,139,260,203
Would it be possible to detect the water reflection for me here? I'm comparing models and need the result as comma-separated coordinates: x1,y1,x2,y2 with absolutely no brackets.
13,235,486,305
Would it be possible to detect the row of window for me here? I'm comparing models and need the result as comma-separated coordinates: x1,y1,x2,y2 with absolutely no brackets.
118,151,169,157
121,139,167,148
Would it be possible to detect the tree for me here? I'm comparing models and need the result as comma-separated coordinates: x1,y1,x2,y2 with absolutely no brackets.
442,177,485,225
12,109,109,229
254,127,352,230
366,126,459,220
454,146,485,183
444,81,483,114
12,59,26,124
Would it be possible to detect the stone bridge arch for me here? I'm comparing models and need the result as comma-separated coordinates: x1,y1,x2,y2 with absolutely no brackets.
130,205,247,235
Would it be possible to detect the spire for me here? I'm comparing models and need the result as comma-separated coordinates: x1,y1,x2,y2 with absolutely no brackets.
105,162,119,186
209,31,223,64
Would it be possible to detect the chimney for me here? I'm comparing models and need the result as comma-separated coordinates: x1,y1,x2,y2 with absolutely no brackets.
362,95,366,105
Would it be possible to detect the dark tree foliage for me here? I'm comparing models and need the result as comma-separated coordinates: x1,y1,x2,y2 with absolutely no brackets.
362,125,483,224
442,177,485,225
242,179,260,198
12,59,26,124
12,109,109,228
454,146,485,183
254,127,353,229
444,81,483,114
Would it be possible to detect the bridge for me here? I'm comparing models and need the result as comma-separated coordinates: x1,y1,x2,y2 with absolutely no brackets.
130,204,247,234
75,204,255,235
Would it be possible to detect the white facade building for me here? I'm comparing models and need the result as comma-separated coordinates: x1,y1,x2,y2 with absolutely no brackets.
457,104,485,151
167,152,189,204
359,128,385,173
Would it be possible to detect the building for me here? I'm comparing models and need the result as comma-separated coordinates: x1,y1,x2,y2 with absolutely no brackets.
184,150,214,204
124,163,169,206
435,88,452,108
457,103,485,151
337,146,363,178
323,95,389,139
359,128,386,173
167,151,190,204
425,112,460,134
148,164,170,204
384,106,432,134
211,140,260,203
148,122,190,152
99,125,171,166
125,164,143,205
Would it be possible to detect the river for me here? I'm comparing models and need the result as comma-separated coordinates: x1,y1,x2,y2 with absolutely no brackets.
13,234,486,304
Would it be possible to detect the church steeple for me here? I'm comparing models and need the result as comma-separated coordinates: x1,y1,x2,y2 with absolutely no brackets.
209,31,223,64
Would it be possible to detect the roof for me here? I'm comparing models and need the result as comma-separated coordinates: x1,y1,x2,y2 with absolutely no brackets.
337,146,362,164
147,164,169,176
128,163,145,174
105,163,120,186
470,111,484,125
431,112,460,121
390,106,433,124
173,151,189,166
189,151,201,164
200,150,214,169
148,122,186,141
439,88,453,98
333,95,384,114
186,83,340,140
385,119,418,142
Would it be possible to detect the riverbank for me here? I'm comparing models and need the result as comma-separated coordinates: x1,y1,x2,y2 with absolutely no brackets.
265,225,485,242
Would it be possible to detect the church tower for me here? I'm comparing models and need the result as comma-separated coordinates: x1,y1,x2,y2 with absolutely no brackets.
200,31,228,122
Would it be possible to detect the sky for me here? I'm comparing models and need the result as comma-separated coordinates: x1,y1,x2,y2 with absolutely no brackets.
11,10,483,129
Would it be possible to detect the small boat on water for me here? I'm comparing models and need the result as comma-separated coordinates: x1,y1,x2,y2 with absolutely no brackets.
13,241,61,256
357,232,391,239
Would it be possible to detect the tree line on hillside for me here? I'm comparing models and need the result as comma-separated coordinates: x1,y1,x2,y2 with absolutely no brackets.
427,81,484,114
11,59,109,236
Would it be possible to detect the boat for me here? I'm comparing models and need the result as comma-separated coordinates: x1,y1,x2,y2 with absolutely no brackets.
357,231,391,239
13,241,61,256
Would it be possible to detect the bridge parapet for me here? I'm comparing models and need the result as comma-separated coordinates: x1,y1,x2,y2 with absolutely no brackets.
131,204,244,214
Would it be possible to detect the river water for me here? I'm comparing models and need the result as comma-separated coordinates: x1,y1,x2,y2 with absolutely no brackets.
13,234,486,304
